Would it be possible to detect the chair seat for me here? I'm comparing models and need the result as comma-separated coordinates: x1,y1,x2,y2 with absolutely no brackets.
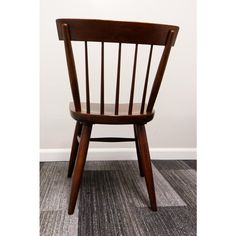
69,102,154,124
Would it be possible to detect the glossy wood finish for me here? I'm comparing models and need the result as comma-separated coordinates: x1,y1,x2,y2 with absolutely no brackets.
136,124,157,210
84,41,90,113
147,30,176,112
57,19,179,45
100,42,105,114
57,19,179,116
115,43,122,115
61,24,81,111
90,137,135,142
56,18,179,215
140,45,153,114
68,124,92,215
134,124,144,177
67,122,82,177
69,102,154,124
129,44,138,115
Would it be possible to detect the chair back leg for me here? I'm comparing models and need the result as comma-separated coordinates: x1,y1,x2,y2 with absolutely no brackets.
135,124,157,211
68,124,92,215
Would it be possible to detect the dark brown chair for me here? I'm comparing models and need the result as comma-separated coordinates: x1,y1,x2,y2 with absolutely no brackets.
56,19,179,215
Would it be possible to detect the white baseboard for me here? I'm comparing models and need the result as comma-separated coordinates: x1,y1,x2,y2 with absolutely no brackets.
40,148,196,162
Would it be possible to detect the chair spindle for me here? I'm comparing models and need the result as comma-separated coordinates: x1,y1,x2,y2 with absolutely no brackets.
128,44,138,115
140,45,153,114
115,43,122,115
101,42,104,114
84,41,90,113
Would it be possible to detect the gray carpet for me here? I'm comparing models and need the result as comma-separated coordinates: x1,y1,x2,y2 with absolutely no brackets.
40,160,196,236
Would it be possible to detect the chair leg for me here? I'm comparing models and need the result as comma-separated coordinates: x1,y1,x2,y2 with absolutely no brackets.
68,124,92,215
67,122,82,178
136,124,157,211
134,125,144,177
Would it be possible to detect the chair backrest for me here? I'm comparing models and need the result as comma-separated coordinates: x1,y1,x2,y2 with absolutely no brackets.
56,19,179,115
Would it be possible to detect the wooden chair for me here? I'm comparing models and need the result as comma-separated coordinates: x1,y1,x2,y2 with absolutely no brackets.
56,19,179,215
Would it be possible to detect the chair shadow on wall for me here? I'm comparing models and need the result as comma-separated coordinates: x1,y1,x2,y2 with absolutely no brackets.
56,18,179,215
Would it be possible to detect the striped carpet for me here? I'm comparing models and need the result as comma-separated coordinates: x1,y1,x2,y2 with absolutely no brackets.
40,160,196,236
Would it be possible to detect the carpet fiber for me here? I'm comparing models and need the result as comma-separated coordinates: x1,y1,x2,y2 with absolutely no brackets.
40,160,196,235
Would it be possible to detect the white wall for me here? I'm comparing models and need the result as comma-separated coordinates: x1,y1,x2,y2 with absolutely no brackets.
40,0,196,155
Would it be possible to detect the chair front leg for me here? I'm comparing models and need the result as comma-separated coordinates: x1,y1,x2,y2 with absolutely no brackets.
68,124,92,215
136,124,157,211
68,121,82,178
134,124,144,177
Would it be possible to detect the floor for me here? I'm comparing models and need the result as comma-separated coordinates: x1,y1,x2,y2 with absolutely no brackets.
40,160,196,236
